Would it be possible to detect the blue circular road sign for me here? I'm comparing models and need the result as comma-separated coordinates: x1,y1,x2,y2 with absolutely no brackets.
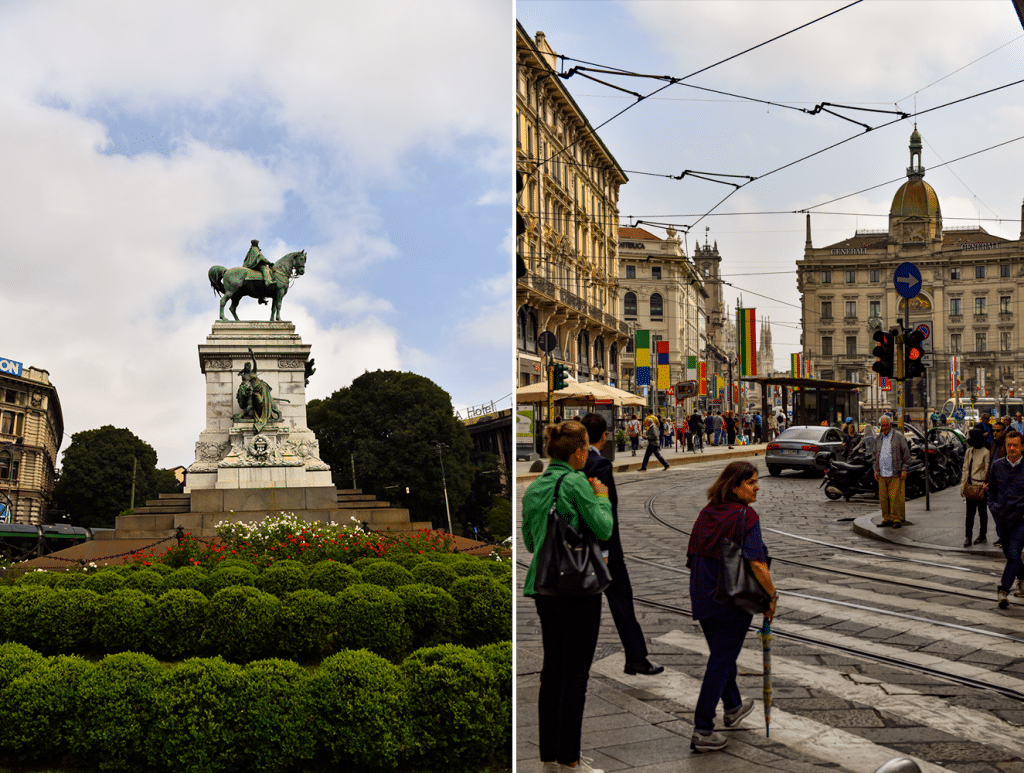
894,262,922,299
953,407,966,420
538,331,557,353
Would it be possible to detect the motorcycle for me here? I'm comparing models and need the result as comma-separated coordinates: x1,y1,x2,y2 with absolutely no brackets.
819,437,877,501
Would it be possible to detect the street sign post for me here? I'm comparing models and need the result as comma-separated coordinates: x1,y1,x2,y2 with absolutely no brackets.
894,262,922,430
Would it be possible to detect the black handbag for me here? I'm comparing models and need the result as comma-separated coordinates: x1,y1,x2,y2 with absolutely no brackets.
713,508,771,615
534,473,613,597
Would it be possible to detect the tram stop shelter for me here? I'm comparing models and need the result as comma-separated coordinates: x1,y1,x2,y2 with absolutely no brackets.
740,375,861,427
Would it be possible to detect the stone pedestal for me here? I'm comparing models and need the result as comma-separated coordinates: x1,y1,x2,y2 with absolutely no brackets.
186,321,332,495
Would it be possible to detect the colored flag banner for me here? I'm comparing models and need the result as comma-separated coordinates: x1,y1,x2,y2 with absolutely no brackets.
657,341,670,389
686,355,698,380
791,353,801,377
699,361,707,395
635,330,650,386
737,308,757,376
879,375,890,391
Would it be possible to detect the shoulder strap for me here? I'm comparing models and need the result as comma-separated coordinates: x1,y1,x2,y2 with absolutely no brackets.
548,472,571,518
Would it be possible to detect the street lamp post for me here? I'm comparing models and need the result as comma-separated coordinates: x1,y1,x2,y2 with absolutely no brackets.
435,441,453,535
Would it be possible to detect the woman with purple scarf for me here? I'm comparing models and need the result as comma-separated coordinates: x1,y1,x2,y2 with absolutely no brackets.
685,461,777,753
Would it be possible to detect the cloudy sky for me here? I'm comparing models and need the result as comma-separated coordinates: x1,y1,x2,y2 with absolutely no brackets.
0,0,512,470
517,0,1024,370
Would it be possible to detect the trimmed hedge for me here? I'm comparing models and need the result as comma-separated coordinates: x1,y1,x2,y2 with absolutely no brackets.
0,643,510,773
202,586,280,663
306,559,361,594
146,589,208,661
449,575,513,647
333,584,410,661
275,589,336,662
395,583,459,649
256,559,308,596
360,560,416,589
410,560,458,588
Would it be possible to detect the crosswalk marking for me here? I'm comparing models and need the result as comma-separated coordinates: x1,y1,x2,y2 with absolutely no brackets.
656,629,1024,759
590,652,949,773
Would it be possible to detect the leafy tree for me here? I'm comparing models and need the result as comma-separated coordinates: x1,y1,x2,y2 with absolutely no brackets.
481,496,512,541
456,452,509,540
54,426,178,528
308,371,475,530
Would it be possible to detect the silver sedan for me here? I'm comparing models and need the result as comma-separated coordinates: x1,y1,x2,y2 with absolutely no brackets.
765,425,846,476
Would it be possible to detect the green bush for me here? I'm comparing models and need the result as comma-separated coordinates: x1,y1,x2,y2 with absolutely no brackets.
306,560,361,594
388,552,429,570
449,575,512,647
51,571,89,589
0,642,47,707
17,569,59,587
82,570,126,594
275,589,336,662
360,560,416,590
477,641,513,756
402,644,503,770
233,659,316,772
161,565,208,593
146,657,242,773
1,586,57,651
71,651,164,771
122,568,165,595
203,586,280,663
450,559,494,578
147,589,208,661
410,560,458,588
210,557,258,573
93,589,152,652
204,565,258,596
352,556,383,572
34,588,100,654
2,654,90,763
306,649,409,771
333,584,410,662
395,584,459,649
256,559,308,596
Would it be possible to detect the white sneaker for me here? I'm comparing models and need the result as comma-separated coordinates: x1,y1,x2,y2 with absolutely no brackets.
723,697,755,727
559,756,604,772
690,730,728,753
1015,580,1024,598
542,763,560,773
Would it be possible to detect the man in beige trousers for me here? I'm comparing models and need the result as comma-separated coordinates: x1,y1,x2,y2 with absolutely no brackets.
872,416,912,528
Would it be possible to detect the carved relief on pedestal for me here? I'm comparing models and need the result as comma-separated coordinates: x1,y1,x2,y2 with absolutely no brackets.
190,439,232,472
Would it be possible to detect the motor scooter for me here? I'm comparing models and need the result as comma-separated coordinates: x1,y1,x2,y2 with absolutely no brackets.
819,439,877,501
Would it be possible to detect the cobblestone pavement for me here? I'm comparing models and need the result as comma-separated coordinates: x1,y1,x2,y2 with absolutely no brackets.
516,457,1024,772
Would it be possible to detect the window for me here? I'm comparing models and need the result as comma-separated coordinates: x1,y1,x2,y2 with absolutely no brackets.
649,293,663,318
577,331,589,367
975,297,987,315
821,271,832,284
822,370,835,381
950,334,961,353
950,298,962,316
976,265,985,279
1002,331,1012,351
1001,264,1011,277
525,312,537,353
846,336,857,356
0,411,22,436
3,390,23,405
869,270,880,283
651,266,662,280
845,270,856,283
845,301,857,319
626,337,634,354
821,301,833,319
845,370,859,384
0,451,18,483
869,300,881,318
950,267,961,280
821,336,833,356
624,292,637,317
625,265,635,279
976,332,986,352
1001,296,1012,314
703,265,710,277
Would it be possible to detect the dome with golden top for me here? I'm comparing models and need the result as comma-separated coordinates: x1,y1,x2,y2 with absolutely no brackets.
890,178,940,218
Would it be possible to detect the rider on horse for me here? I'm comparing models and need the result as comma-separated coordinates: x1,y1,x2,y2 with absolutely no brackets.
243,239,275,287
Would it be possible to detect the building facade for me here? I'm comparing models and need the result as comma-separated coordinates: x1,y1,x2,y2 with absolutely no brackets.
0,359,64,524
617,226,708,412
516,23,630,390
797,128,1024,415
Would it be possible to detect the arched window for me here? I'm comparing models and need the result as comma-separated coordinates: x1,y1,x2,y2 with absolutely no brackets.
593,336,605,369
577,331,590,367
650,293,664,318
609,342,618,369
516,309,525,351
526,311,538,353
624,292,637,317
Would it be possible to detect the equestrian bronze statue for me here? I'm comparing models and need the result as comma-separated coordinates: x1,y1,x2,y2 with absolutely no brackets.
209,241,307,321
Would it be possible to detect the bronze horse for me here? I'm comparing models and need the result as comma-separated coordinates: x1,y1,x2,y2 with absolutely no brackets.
209,250,306,321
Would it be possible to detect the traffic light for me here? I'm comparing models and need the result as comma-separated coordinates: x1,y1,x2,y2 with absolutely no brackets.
553,362,569,390
905,329,926,378
871,328,896,378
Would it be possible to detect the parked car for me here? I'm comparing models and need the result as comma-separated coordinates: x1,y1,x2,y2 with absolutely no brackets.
765,425,846,476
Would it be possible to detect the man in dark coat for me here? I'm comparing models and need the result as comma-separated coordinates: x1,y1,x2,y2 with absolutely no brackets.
581,413,664,676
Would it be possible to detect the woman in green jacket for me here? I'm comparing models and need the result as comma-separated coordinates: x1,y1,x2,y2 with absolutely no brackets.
522,420,613,773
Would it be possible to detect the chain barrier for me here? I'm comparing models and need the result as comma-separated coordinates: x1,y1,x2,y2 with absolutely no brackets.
28,535,177,568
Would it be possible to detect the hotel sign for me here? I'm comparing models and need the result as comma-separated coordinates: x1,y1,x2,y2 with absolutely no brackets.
0,357,22,377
